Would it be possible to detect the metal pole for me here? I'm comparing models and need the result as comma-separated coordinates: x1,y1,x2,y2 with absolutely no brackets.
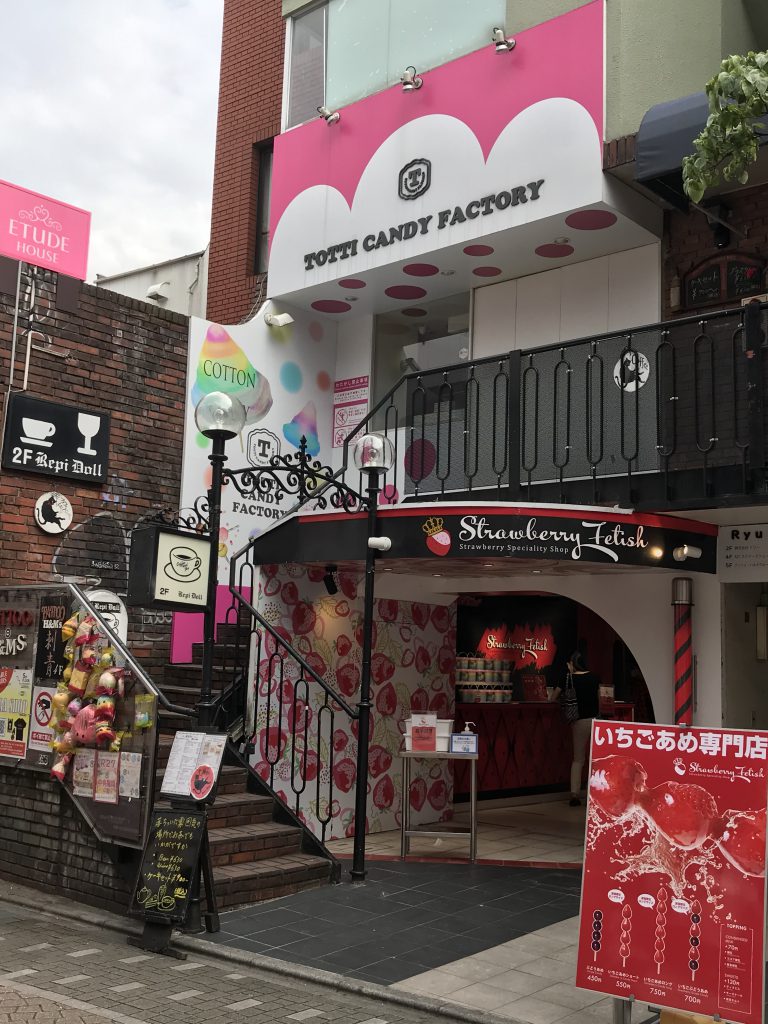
350,468,381,882
199,434,226,728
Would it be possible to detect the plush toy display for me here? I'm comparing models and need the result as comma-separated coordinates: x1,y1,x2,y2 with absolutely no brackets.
49,614,127,783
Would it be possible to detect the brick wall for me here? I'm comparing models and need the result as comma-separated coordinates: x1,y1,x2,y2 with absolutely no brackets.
0,764,136,913
0,260,189,679
207,0,284,324
663,183,768,320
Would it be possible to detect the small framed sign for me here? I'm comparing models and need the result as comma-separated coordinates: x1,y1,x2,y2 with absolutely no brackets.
127,524,210,610
450,732,479,755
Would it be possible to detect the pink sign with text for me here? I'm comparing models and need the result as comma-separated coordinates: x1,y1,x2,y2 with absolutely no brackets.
0,179,90,279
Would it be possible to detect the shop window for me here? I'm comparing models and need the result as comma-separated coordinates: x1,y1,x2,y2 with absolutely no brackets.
286,3,327,128
254,142,273,275
325,0,505,110
372,291,471,408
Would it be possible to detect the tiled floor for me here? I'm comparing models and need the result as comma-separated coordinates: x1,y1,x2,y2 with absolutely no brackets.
392,915,616,1024
327,799,586,866
209,860,582,985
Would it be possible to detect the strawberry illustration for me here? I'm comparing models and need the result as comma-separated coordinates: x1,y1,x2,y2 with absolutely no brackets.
639,782,717,850
589,755,647,819
716,807,766,876
426,529,451,556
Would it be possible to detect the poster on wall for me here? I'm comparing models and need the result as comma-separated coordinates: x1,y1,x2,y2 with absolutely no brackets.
0,668,33,758
179,314,337,585
576,721,768,1024
332,376,369,448
718,524,768,582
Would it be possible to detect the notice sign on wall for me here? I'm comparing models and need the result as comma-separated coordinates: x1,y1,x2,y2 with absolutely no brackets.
0,669,33,758
332,376,369,448
576,721,768,1024
718,524,768,582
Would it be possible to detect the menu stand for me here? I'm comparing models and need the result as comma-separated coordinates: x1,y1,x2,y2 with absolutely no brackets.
399,749,478,863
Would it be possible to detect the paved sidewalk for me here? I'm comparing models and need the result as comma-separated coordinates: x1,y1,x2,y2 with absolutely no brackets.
0,901,505,1024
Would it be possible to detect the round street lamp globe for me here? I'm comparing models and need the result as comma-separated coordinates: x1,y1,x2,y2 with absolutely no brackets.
194,392,247,439
352,433,395,473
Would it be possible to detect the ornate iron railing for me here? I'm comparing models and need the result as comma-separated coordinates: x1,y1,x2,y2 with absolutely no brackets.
337,301,768,509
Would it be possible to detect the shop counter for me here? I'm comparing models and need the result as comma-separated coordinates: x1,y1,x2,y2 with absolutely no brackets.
453,701,636,800
454,701,570,799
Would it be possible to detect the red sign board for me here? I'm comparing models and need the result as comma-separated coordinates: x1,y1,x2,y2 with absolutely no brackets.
0,179,90,279
577,721,768,1024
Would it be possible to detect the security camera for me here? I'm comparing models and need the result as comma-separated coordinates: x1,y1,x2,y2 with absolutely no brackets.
146,281,170,301
368,536,392,552
264,312,295,328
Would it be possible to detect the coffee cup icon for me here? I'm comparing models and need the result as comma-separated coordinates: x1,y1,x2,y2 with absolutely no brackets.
21,417,56,447
165,546,202,583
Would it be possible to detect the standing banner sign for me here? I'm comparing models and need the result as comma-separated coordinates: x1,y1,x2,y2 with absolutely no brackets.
577,721,768,1024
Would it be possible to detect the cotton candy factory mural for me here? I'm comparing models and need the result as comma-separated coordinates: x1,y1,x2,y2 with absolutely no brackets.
173,308,337,660
252,564,457,840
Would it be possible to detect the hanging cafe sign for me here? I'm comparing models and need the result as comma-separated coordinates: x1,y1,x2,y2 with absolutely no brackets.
302,177,545,272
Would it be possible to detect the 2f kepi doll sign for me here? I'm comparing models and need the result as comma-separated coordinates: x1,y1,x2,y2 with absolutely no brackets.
576,722,768,1024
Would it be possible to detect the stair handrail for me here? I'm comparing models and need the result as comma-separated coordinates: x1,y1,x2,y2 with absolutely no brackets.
226,586,359,719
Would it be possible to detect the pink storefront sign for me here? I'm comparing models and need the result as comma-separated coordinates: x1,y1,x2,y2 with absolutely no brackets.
0,179,91,279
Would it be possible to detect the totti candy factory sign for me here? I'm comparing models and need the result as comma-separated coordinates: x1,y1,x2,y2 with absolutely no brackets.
0,179,90,279
576,721,768,1024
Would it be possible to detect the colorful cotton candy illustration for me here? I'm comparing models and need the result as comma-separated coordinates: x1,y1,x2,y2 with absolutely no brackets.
284,401,319,456
192,324,273,424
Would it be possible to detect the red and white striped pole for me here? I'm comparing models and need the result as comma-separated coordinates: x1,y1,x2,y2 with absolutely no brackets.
672,578,694,726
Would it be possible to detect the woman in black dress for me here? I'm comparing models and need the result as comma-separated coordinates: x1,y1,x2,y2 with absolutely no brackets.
552,651,601,806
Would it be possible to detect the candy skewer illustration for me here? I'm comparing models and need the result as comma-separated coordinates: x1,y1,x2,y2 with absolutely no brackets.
655,886,668,976
619,904,632,966
689,899,702,981
591,909,603,962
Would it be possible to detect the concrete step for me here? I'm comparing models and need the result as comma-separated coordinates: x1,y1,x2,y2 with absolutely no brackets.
207,821,302,866
209,853,332,909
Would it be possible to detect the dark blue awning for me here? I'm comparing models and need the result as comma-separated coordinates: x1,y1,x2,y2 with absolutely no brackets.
634,92,709,210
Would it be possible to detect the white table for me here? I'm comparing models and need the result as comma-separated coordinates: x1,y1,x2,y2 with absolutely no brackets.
399,749,478,863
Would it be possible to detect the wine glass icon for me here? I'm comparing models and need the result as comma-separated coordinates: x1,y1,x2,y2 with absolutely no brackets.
77,413,101,456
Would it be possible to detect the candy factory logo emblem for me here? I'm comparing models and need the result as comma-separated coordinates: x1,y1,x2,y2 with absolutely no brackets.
422,517,451,556
398,158,431,200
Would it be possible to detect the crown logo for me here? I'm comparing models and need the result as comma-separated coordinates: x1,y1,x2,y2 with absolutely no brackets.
422,517,444,537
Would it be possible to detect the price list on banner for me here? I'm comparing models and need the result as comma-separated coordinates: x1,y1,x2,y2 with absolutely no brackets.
576,722,768,1024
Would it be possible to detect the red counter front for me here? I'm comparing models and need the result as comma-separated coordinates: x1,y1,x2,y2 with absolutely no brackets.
453,702,636,800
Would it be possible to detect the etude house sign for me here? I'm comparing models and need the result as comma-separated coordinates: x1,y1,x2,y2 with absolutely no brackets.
0,179,91,279
2,393,109,483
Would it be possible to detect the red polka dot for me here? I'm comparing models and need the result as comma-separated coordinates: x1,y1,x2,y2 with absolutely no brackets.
339,278,366,288
463,244,495,256
311,299,352,313
403,263,439,277
402,308,427,317
309,321,324,341
317,371,331,390
565,210,618,230
385,285,427,300
472,266,502,277
535,243,574,258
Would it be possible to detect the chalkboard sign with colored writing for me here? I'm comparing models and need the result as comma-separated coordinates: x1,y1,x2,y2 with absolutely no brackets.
726,257,764,300
133,808,205,923
685,263,721,307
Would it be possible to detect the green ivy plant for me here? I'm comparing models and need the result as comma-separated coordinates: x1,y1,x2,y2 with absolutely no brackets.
682,52,768,203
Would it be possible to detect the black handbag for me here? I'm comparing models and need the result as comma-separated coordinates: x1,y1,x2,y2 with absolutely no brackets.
561,671,579,723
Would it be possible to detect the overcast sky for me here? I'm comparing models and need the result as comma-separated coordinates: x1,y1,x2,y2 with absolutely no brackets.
0,0,223,280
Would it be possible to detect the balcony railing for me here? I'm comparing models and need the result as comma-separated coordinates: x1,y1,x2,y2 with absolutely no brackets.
340,301,768,511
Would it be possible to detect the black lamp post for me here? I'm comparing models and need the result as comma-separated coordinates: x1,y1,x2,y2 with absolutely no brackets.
194,392,246,728
192,391,395,880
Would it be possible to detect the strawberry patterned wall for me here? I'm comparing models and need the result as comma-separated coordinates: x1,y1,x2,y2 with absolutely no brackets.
254,563,457,841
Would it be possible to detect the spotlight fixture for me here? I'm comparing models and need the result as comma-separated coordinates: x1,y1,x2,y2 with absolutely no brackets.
323,565,338,595
317,105,341,125
673,544,703,562
648,545,665,560
264,311,295,328
400,66,423,92
492,27,516,53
